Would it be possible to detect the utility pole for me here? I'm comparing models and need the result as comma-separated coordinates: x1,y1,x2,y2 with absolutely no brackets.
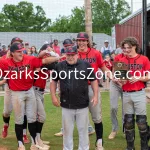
142,0,147,56
84,0,92,46
131,0,133,13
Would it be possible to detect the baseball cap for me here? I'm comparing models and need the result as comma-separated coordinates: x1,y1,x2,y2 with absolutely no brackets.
104,40,109,43
11,37,23,45
2,44,6,48
63,39,73,47
76,32,89,40
10,43,25,52
64,46,77,54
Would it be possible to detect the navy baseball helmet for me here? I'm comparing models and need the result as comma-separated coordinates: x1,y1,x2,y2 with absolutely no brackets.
63,39,73,47
76,32,89,40
11,37,23,45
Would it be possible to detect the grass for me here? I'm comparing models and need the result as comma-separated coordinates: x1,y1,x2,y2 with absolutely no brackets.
0,92,150,150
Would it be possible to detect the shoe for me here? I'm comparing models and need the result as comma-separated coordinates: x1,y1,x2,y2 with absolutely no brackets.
18,145,26,150
108,131,117,139
2,125,8,138
95,141,104,150
30,145,39,150
42,141,50,145
23,135,30,144
36,139,50,150
88,126,95,135
54,130,63,137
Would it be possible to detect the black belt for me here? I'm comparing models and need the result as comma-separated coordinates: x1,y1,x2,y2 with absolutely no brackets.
123,89,143,93
34,87,44,92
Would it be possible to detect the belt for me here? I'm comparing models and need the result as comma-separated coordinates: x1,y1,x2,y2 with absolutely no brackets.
34,87,44,92
123,88,143,93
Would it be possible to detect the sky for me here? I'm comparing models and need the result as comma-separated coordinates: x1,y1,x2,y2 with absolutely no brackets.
0,0,149,21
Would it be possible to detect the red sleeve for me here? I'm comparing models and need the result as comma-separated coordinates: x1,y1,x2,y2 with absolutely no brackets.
30,57,43,69
96,51,105,68
143,56,150,71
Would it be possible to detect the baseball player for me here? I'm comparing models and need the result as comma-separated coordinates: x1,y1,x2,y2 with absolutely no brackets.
54,39,95,137
33,44,59,149
108,50,126,140
119,37,150,150
1,37,30,144
77,32,112,150
50,46,98,150
0,43,61,150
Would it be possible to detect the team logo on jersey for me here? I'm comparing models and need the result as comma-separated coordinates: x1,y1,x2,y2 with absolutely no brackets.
80,57,96,64
8,64,31,71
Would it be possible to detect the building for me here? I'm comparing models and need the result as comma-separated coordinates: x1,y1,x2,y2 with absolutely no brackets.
112,3,150,58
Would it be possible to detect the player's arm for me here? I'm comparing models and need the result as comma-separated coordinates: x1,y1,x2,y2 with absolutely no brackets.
101,66,113,80
87,62,98,106
38,47,54,58
129,73,150,84
50,66,60,107
0,79,6,85
42,56,59,65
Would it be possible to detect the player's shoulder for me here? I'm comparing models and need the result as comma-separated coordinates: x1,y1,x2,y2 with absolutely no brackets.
139,54,149,60
90,48,102,56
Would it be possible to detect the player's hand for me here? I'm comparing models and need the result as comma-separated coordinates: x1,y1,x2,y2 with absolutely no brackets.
91,96,98,107
58,90,61,97
6,50,11,58
129,76,139,84
52,96,60,107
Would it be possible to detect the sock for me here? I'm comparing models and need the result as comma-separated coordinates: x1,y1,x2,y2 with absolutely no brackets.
15,124,23,145
3,116,10,125
28,122,37,145
23,129,27,136
18,141,23,147
23,115,27,132
97,139,102,144
30,136,35,145
94,122,103,141
36,133,41,142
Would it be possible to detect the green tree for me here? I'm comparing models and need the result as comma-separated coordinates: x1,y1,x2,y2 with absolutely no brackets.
1,1,51,32
49,7,85,32
92,0,131,34
49,0,131,34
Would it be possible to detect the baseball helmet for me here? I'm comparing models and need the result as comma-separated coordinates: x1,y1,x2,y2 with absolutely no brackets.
11,37,23,45
76,32,89,40
63,39,73,47
64,46,77,54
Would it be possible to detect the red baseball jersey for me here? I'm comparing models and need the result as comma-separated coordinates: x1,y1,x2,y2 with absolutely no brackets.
33,70,50,89
53,45,61,56
114,53,125,62
78,48,105,85
119,54,150,91
78,48,104,73
0,55,42,91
